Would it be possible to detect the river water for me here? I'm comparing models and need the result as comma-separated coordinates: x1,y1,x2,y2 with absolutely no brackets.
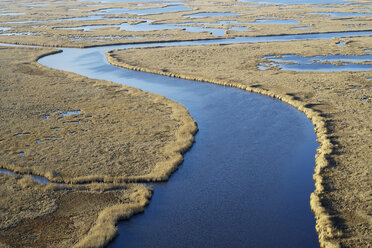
38,34,323,247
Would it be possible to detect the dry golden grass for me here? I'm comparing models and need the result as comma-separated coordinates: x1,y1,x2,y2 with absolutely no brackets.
0,174,152,248
0,46,197,183
107,37,371,247
1,0,371,247
0,45,196,247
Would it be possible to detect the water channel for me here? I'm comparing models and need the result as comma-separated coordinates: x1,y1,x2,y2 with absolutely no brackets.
36,29,370,247
37,38,325,248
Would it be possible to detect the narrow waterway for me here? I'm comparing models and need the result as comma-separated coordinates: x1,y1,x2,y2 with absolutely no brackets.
37,35,323,247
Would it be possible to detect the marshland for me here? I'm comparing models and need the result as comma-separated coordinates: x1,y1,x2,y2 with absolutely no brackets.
0,0,371,247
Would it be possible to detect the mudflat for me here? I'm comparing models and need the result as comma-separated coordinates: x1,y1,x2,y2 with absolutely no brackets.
107,36,371,247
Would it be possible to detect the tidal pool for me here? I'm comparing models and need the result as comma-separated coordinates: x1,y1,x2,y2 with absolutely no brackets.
309,12,372,17
259,54,372,72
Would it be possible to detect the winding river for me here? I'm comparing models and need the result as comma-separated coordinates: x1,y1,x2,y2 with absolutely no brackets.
37,36,323,247
37,30,371,247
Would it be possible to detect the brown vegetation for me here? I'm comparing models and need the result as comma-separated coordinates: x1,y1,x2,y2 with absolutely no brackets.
0,46,197,183
0,45,196,246
0,174,152,248
1,0,371,247
107,37,371,247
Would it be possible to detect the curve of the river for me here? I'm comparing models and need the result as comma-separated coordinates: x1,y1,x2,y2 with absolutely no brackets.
37,35,323,247
36,26,372,246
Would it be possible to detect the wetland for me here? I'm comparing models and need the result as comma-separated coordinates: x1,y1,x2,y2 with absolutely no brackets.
0,0,371,247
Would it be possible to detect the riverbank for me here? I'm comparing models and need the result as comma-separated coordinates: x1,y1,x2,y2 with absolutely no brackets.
107,37,371,247
0,46,196,246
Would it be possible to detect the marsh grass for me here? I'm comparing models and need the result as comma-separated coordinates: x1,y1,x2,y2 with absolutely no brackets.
0,173,152,248
0,45,196,247
0,46,197,184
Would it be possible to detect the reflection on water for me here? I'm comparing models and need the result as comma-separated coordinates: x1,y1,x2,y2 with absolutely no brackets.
259,54,372,72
